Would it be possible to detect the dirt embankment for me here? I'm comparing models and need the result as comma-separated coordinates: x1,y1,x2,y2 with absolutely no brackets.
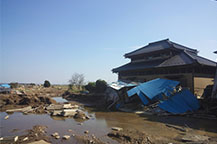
0,86,66,112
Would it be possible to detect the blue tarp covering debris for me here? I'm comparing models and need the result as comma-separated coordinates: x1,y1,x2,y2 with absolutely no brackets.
127,78,180,103
137,91,149,105
158,89,200,114
0,84,10,88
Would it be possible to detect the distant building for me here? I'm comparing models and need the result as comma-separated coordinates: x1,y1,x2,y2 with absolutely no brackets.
0,84,11,93
112,39,216,97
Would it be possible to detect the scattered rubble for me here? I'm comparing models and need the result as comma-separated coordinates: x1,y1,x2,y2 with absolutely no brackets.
84,130,89,134
62,135,70,140
51,132,60,139
0,125,49,144
111,127,123,131
107,129,153,144
4,115,9,120
23,137,29,141
6,106,33,113
165,124,187,132
14,136,18,142
179,134,210,143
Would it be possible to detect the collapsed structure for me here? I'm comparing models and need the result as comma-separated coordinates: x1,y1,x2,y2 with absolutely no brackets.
107,78,200,114
113,39,216,97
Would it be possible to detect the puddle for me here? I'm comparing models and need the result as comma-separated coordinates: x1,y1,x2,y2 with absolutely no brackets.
52,97,68,103
0,111,118,144
1,108,217,144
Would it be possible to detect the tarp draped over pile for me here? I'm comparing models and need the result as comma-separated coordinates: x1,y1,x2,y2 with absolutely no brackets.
158,89,200,114
127,78,180,102
126,78,200,114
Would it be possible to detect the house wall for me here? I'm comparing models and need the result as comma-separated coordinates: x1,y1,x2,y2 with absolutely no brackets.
194,77,214,98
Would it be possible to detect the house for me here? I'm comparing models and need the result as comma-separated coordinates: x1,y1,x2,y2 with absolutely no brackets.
211,51,217,98
112,39,216,97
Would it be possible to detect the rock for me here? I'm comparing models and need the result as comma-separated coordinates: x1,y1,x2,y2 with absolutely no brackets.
74,111,87,119
0,137,3,141
27,140,50,144
23,137,28,141
85,115,90,119
68,129,73,132
78,123,83,125
62,135,70,140
84,130,89,134
4,115,9,120
111,127,123,131
14,136,18,142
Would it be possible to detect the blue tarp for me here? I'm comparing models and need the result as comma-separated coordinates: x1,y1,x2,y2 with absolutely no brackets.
158,89,200,114
0,84,10,88
137,91,149,105
127,78,180,104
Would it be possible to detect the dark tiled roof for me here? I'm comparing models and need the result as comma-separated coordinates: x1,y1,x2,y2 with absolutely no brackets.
125,39,198,58
112,51,216,72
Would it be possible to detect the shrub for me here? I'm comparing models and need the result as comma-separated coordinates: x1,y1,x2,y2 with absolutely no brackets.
10,82,19,89
85,82,96,93
96,79,107,93
44,80,51,88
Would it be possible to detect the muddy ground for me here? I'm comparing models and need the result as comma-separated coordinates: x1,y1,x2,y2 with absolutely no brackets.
1,86,217,144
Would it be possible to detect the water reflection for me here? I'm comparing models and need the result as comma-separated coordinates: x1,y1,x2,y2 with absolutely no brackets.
52,97,68,103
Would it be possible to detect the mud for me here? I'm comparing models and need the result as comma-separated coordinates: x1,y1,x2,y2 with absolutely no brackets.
1,86,217,144
0,125,50,144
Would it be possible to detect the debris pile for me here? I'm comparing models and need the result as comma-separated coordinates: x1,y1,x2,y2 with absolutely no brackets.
107,78,202,116
45,103,90,120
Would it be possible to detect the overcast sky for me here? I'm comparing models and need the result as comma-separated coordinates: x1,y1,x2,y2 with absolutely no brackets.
1,0,217,84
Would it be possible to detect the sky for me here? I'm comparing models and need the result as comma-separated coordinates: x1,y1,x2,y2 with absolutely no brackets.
0,0,217,84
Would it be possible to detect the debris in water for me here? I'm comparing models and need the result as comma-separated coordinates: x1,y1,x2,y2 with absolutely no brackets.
111,127,123,131
4,115,9,120
62,135,70,140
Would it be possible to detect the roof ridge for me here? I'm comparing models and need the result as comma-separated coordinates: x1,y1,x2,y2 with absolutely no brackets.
148,38,169,45
184,50,217,64
125,39,170,57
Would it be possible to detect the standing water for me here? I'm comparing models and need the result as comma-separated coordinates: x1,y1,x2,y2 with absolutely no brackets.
52,97,68,103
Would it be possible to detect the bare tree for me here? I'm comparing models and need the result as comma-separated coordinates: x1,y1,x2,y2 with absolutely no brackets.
68,73,85,90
